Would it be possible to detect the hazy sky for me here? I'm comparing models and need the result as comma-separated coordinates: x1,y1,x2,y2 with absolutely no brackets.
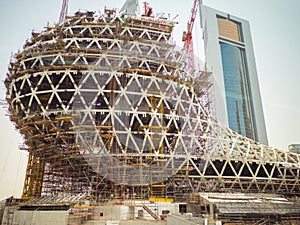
0,0,299,199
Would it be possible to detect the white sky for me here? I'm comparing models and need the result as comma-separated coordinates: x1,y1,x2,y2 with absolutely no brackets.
0,0,299,199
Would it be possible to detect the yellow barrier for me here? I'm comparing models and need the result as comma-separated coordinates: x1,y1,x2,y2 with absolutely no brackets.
149,197,174,203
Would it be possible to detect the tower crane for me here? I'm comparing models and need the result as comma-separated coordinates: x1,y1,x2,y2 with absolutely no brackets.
59,0,69,23
143,2,153,17
182,0,202,69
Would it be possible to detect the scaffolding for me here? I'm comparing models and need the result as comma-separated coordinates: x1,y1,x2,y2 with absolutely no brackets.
190,193,300,224
4,6,300,203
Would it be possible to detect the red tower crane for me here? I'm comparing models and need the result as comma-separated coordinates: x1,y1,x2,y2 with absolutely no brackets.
59,0,69,23
143,2,153,17
182,0,202,69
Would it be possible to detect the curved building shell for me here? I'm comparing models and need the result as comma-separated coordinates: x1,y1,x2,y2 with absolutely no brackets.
5,7,300,201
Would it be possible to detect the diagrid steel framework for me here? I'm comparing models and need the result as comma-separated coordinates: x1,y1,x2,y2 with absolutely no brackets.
4,7,300,200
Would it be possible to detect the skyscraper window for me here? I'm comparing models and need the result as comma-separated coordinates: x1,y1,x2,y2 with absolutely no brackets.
217,17,241,42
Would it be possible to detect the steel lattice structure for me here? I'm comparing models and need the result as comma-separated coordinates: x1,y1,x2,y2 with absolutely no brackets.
5,8,300,200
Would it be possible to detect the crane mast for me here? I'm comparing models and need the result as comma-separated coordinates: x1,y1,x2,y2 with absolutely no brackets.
182,0,201,69
59,0,69,23
143,2,153,17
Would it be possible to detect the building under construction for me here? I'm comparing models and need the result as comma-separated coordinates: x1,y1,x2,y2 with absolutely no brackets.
2,0,300,224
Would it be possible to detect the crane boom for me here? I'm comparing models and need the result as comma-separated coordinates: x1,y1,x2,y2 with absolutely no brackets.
59,0,69,23
183,0,201,69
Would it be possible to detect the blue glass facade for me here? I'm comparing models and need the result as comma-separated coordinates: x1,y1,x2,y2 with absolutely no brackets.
220,43,254,138
200,5,268,145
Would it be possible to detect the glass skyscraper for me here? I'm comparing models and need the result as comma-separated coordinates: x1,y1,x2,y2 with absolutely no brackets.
200,5,268,145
